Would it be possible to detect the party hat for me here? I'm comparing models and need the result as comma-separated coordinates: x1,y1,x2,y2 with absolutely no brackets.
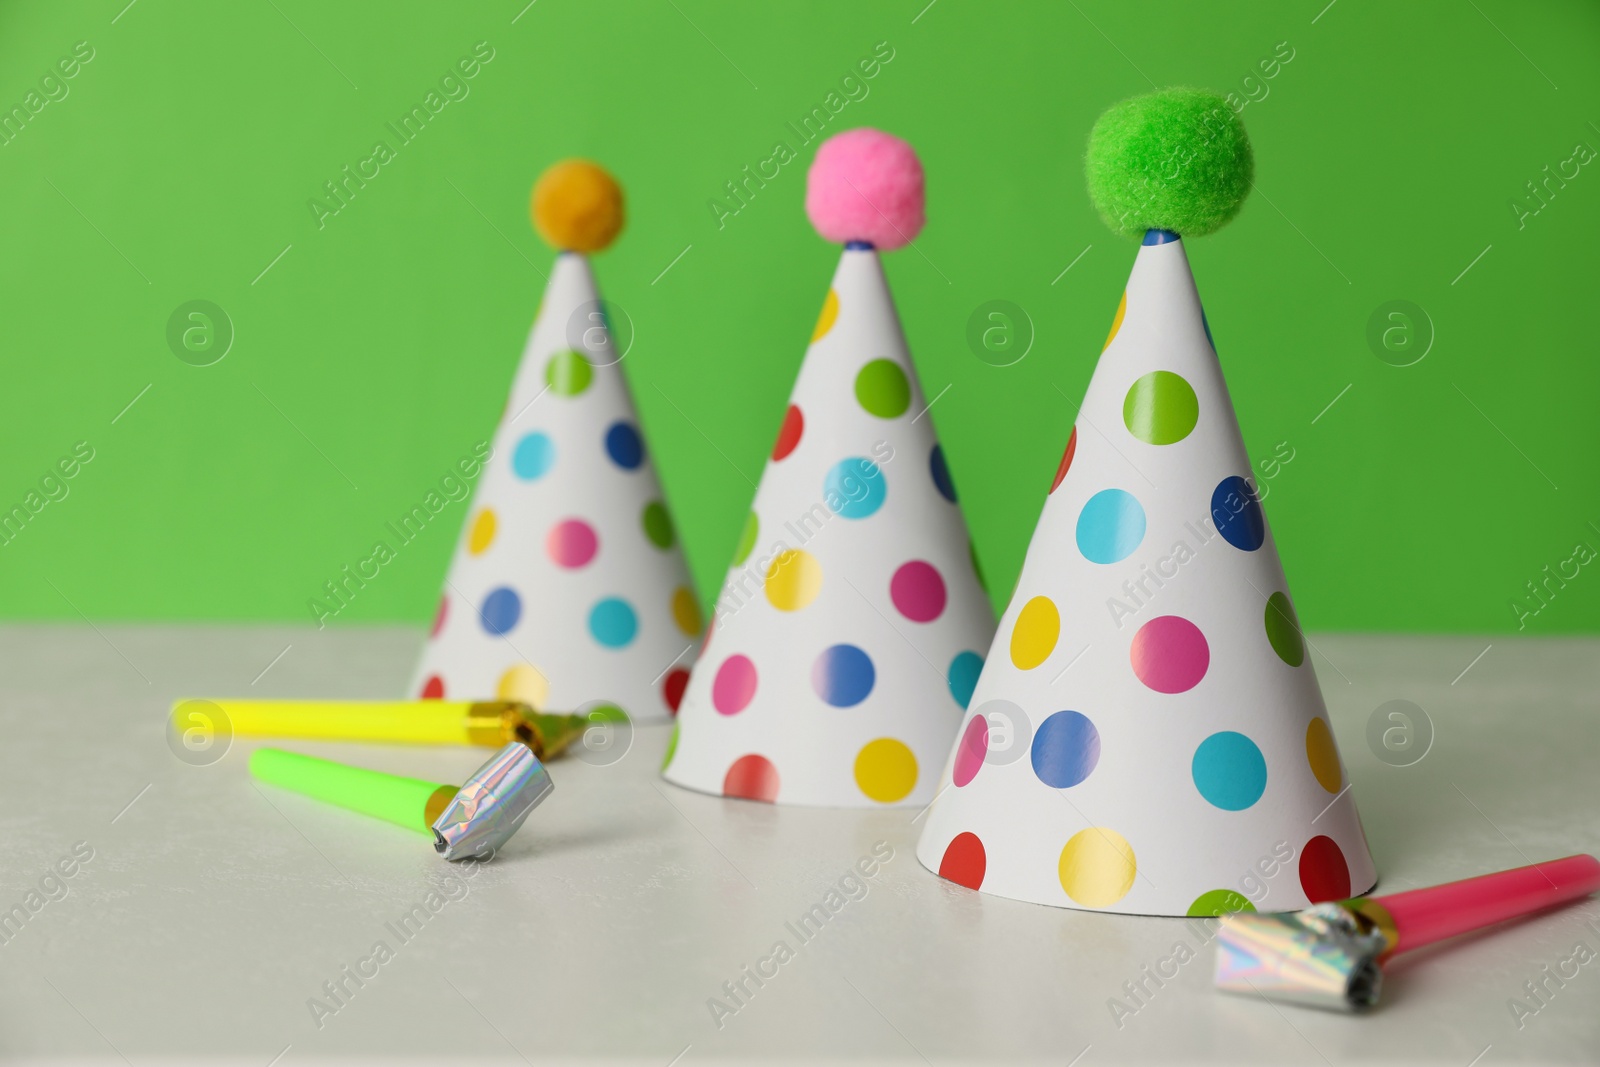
662,129,995,807
916,90,1376,915
410,161,701,722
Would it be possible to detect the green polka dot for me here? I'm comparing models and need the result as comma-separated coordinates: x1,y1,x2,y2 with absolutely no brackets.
662,722,679,771
1123,370,1198,444
1265,591,1305,667
1187,889,1257,917
733,511,758,566
642,502,675,549
589,703,628,724
546,350,593,397
854,359,911,419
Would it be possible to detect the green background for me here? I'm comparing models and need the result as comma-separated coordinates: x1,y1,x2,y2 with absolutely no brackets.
2,0,1597,634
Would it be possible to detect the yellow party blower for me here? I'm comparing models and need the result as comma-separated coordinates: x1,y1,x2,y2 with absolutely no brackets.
251,742,553,860
173,699,594,760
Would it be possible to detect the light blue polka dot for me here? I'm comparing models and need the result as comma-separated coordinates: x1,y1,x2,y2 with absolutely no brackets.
1192,731,1268,811
824,458,887,519
513,433,556,480
1075,488,1146,564
588,597,638,649
947,651,983,709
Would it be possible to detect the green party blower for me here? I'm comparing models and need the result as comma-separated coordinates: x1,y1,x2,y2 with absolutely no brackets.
250,743,553,860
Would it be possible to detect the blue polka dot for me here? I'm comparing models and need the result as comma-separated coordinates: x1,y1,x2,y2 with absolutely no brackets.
1201,309,1215,350
1192,731,1267,811
930,444,957,503
605,422,644,470
480,587,522,635
1212,475,1264,551
588,597,638,648
512,433,555,480
1075,488,1146,564
811,644,875,707
1030,710,1101,788
824,458,887,519
1143,229,1180,245
947,651,983,709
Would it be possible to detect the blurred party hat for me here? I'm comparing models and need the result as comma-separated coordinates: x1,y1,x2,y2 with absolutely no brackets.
410,161,701,722
916,90,1375,914
662,129,995,807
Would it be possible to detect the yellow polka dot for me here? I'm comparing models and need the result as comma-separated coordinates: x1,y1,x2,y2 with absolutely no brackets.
497,663,549,709
811,288,839,343
1059,828,1136,908
1305,716,1342,793
1010,595,1060,670
468,509,497,555
1103,291,1127,352
854,738,918,803
671,586,703,636
765,549,822,611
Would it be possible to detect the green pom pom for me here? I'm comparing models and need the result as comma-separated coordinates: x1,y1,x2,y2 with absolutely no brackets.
1086,88,1253,239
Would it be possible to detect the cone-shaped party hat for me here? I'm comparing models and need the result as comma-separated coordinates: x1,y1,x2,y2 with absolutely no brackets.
662,129,996,807
410,161,701,722
916,90,1375,915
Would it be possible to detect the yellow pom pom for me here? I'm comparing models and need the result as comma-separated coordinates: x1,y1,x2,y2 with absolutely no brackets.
531,160,624,252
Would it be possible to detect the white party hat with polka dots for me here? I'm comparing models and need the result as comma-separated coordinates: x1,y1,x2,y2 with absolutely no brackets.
916,91,1375,915
661,129,996,807
410,161,702,723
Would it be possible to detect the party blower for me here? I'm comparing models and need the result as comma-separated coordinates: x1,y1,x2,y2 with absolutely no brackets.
178,698,597,760
250,743,553,860
1214,853,1600,1010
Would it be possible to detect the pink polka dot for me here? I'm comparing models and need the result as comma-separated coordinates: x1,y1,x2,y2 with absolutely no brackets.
712,654,758,715
546,519,598,569
1130,615,1210,693
952,716,987,787
890,560,946,622
430,595,448,637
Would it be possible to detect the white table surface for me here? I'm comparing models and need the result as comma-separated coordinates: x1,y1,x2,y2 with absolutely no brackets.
1,624,1596,1065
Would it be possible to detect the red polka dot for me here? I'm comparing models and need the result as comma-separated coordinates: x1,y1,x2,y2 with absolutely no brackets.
1130,615,1210,694
938,832,986,889
663,668,690,715
430,596,448,637
889,560,947,623
703,613,716,651
420,675,445,699
723,754,779,802
712,654,758,715
772,405,804,461
1299,835,1352,902
1050,427,1078,495
546,519,598,569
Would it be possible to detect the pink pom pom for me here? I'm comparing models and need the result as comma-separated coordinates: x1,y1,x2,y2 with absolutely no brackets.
804,128,925,250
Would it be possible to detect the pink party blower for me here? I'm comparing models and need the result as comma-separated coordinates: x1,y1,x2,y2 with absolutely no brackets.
1215,854,1600,1010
